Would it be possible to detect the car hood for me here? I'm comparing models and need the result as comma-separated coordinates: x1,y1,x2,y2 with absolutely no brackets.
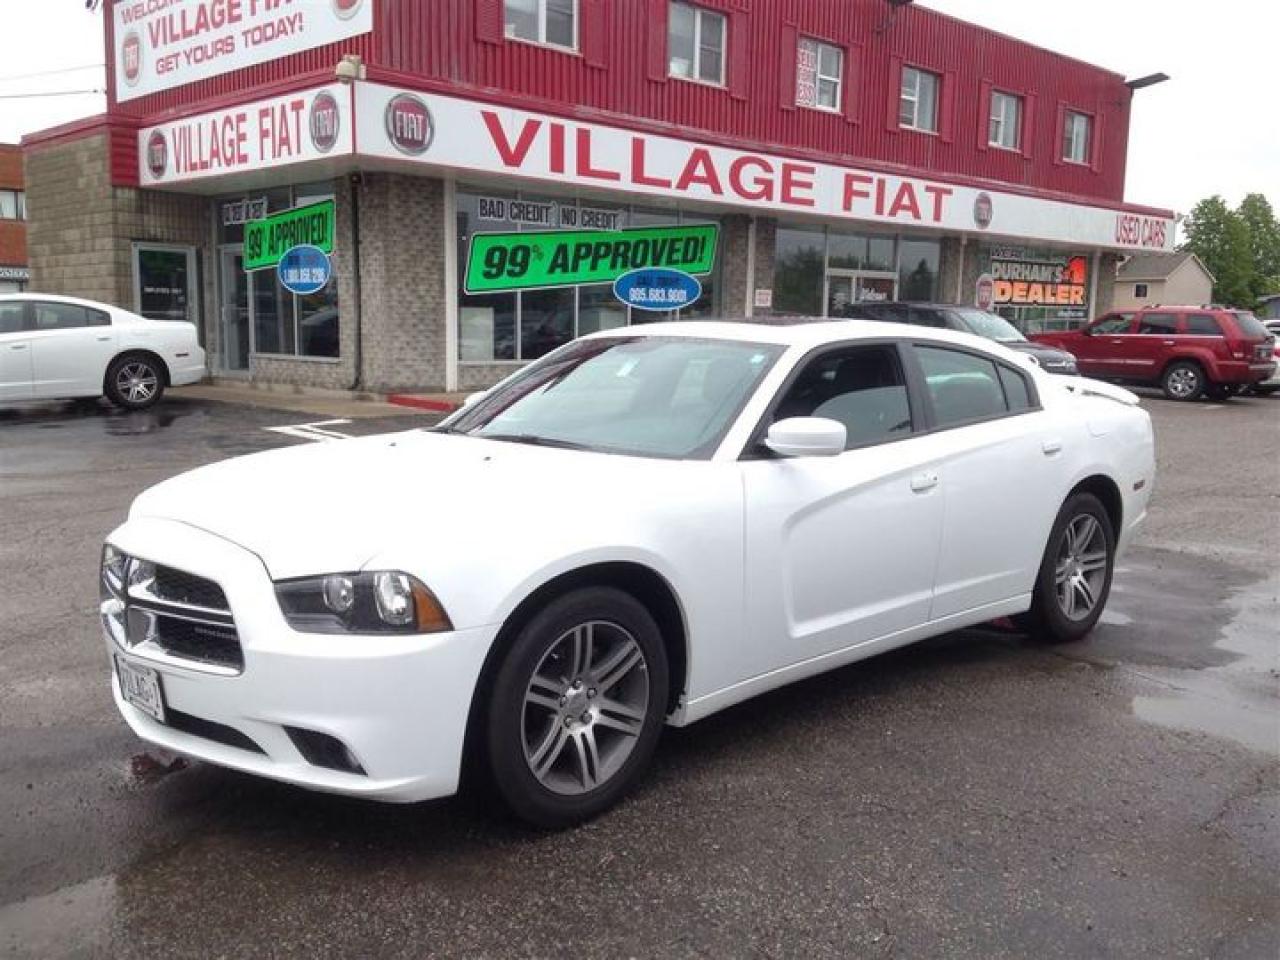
999,340,1077,364
128,431,665,579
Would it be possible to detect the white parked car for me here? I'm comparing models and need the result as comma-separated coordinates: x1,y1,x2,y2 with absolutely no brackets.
102,320,1154,826
0,294,206,409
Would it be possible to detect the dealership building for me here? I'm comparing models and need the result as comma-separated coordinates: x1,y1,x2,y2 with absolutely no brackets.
23,0,1177,393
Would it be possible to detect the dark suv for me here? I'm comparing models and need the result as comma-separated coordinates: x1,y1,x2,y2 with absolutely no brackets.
1031,307,1276,401
840,302,1079,375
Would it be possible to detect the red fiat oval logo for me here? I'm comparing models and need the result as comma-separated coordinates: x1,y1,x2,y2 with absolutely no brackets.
122,31,142,86
385,94,433,156
146,131,168,179
332,0,364,19
310,92,341,153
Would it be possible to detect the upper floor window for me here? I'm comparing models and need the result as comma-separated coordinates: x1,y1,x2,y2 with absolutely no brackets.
899,66,939,133
669,2,726,86
1133,283,1149,299
1063,110,1092,164
0,189,25,221
796,38,843,112
504,0,577,50
989,91,1022,151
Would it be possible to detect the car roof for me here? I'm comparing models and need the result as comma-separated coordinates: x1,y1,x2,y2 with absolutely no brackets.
0,292,123,310
580,318,1016,354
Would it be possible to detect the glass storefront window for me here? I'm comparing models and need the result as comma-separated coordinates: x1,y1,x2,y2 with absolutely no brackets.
827,231,895,271
898,238,940,302
773,226,825,316
455,188,720,361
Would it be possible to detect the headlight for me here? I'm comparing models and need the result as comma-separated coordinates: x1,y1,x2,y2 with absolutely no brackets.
101,544,128,600
275,572,452,635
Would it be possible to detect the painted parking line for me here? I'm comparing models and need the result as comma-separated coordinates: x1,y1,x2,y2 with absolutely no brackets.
265,419,354,442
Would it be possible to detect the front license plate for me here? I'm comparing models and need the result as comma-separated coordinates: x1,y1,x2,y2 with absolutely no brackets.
116,656,165,724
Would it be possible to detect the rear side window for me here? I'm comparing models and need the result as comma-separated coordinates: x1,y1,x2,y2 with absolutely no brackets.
1183,314,1222,335
1136,312,1178,334
31,302,103,331
0,302,25,334
773,345,914,449
917,346,1010,426
1229,312,1269,339
997,365,1033,411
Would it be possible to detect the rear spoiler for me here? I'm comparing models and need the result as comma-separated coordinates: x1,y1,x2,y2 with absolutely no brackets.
1058,377,1141,407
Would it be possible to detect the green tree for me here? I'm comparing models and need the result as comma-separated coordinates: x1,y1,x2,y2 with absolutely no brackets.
1180,196,1254,307
1237,193,1280,300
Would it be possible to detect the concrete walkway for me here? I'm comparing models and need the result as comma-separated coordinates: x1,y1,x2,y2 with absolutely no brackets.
170,382,427,419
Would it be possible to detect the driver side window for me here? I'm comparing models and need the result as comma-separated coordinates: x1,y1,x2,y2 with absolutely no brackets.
1091,314,1133,335
773,345,914,449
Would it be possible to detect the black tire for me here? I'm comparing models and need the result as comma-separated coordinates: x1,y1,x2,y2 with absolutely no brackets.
484,587,669,828
105,353,165,410
1020,492,1116,644
1249,384,1278,396
1160,360,1204,402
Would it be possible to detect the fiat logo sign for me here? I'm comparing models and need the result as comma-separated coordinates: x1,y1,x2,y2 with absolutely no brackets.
973,192,994,230
146,131,168,179
332,0,365,20
385,95,433,156
310,93,341,153
121,31,142,87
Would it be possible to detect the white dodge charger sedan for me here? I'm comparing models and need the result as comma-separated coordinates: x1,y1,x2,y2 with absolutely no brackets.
102,320,1154,826
0,294,205,409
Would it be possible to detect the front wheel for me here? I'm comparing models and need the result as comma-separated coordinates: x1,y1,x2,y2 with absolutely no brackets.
1160,361,1204,402
1020,492,1116,644
105,354,165,410
484,587,669,828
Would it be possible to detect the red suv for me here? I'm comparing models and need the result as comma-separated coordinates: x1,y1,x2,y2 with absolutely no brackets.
1032,307,1277,401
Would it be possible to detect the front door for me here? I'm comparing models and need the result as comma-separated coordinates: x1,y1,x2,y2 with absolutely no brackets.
219,247,250,372
133,244,197,325
1074,313,1136,378
740,343,944,675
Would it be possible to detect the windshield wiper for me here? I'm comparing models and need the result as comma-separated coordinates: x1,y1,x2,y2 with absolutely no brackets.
478,433,593,451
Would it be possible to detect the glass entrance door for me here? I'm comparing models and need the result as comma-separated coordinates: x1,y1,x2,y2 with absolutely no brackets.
133,244,197,325
219,247,250,372
826,271,899,317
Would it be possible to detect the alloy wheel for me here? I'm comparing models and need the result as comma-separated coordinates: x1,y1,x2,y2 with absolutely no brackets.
1054,514,1108,620
116,361,159,405
1166,367,1199,399
521,620,649,795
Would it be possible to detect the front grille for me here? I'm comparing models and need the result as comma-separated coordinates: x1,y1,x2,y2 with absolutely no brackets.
154,614,243,671
153,565,229,611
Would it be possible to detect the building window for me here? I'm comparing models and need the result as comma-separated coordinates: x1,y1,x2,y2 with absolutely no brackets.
797,38,842,112
669,2,726,86
899,67,939,133
0,189,25,220
1134,282,1149,299
504,0,577,50
989,91,1022,151
1063,110,1091,164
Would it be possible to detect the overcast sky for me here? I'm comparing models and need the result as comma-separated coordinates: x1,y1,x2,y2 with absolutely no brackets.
0,0,1276,219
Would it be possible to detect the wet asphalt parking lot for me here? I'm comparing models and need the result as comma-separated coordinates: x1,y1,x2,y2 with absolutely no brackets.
0,389,1277,959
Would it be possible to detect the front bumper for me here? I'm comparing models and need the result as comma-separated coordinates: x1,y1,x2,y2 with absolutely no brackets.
105,517,496,803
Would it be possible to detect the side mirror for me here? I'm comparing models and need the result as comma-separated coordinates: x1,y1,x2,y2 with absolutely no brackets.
763,417,847,458
462,391,487,407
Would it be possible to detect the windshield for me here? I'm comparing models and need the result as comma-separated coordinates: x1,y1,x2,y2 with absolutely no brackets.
948,308,1027,343
439,336,785,459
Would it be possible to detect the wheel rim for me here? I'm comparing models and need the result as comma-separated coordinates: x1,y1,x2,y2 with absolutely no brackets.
1167,367,1198,398
117,361,158,405
1054,514,1108,621
521,620,649,796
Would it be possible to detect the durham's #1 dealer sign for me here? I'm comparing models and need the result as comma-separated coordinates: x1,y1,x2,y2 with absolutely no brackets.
114,0,373,102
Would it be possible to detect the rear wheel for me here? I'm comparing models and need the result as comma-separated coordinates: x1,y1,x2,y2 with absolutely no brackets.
105,354,165,410
1021,492,1115,644
1160,361,1204,402
484,587,668,828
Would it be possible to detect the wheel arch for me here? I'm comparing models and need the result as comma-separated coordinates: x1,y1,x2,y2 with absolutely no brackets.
1159,353,1210,380
1066,473,1123,537
460,560,690,783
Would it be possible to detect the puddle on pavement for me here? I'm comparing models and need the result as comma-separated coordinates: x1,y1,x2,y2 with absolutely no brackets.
0,875,117,959
1130,568,1280,757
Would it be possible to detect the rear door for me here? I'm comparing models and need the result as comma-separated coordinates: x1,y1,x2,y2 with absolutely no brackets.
0,300,33,401
27,301,118,398
1124,311,1182,378
907,343,1064,619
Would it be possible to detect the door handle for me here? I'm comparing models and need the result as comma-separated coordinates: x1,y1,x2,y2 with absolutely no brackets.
9,344,27,350
1162,340,1175,346
1042,438,1063,456
97,336,111,342
910,472,939,493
